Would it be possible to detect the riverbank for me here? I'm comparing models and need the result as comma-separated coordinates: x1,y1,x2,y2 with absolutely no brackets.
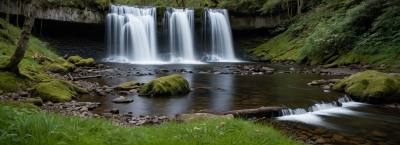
0,101,301,144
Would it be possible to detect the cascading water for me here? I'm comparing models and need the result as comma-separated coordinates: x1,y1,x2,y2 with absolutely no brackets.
202,8,236,62
279,96,354,116
163,7,196,62
104,5,157,62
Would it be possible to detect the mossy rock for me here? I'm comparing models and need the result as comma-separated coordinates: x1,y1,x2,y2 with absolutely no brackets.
44,63,69,74
139,74,190,96
38,56,54,64
29,80,88,102
20,66,54,82
332,70,400,103
0,71,30,92
323,63,338,69
115,81,141,91
75,58,96,67
0,90,2,95
67,55,83,63
22,97,43,106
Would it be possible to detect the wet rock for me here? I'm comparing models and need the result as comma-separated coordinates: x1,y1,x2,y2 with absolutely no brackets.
110,108,119,114
19,92,29,97
323,85,331,90
371,131,387,137
311,81,318,85
111,96,134,103
80,107,88,112
99,92,107,96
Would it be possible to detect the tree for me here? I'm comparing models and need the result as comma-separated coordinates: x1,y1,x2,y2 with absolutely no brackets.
297,0,304,14
0,0,40,74
6,0,10,23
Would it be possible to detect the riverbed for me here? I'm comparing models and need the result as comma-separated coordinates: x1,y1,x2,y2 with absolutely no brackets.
77,62,400,143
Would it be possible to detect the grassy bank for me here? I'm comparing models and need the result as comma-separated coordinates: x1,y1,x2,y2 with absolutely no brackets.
0,102,301,144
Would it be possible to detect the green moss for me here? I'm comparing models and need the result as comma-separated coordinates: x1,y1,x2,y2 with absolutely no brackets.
29,80,88,102
44,63,69,74
0,71,30,92
140,74,190,96
75,58,96,67
20,66,54,82
115,81,141,91
332,70,400,103
22,97,43,106
0,90,2,95
1,100,40,111
325,55,339,65
67,55,83,64
323,63,338,68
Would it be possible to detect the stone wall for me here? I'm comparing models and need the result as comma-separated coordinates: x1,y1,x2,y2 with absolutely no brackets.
0,1,105,24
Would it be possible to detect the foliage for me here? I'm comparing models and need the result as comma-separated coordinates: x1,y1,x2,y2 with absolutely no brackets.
0,103,302,144
355,0,400,54
41,0,112,10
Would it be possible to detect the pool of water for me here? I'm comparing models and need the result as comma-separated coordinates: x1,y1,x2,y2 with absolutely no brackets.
76,62,400,142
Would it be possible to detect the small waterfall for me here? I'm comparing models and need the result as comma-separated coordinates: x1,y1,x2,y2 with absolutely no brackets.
104,5,157,62
163,7,195,62
279,96,354,116
202,8,236,62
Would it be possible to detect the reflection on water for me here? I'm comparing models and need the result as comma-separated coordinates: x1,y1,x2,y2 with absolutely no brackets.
77,62,400,139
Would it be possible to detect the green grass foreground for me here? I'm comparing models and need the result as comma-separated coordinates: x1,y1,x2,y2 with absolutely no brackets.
0,103,301,145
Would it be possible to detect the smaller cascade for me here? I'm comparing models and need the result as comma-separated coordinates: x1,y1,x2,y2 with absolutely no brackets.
202,8,236,62
104,5,157,62
163,7,196,62
279,96,354,116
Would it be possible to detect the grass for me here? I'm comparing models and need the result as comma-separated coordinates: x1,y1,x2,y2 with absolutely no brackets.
0,103,301,144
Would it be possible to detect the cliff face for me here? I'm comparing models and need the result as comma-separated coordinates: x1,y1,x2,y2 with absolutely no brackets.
0,1,105,24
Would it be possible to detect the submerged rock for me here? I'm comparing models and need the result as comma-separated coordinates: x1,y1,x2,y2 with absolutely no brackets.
332,70,400,103
29,80,88,102
114,81,141,91
111,96,134,103
139,74,190,96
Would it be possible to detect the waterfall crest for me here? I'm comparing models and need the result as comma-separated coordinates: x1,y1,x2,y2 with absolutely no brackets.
105,5,157,62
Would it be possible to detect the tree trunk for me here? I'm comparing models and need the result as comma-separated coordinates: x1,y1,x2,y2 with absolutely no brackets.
287,0,292,18
297,0,304,14
0,0,40,74
6,0,10,23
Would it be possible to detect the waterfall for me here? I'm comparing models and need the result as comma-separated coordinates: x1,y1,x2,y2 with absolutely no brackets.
163,7,196,62
202,8,236,62
104,5,157,62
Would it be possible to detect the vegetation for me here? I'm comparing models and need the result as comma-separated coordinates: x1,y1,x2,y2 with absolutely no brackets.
140,74,190,96
115,81,141,90
0,103,301,144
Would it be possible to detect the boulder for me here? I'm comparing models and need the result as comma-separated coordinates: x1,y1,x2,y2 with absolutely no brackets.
67,55,83,63
111,96,134,103
114,81,141,91
332,70,400,103
139,74,190,96
29,80,88,102
75,58,96,67
176,113,234,123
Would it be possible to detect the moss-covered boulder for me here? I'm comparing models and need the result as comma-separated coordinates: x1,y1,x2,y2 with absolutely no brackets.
139,74,190,96
22,97,43,106
332,70,400,103
323,63,338,69
67,55,83,63
115,81,141,91
44,63,69,74
29,80,88,102
75,58,96,67
0,71,30,92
